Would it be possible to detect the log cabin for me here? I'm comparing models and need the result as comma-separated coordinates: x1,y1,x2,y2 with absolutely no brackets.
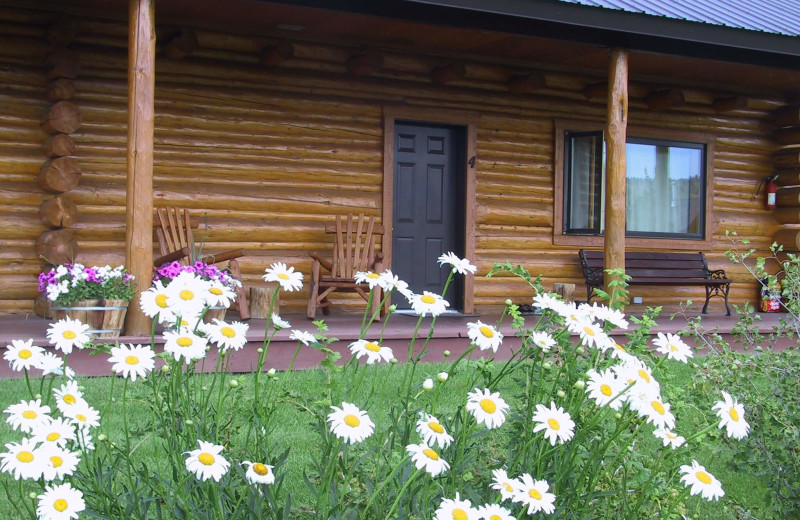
1,0,799,334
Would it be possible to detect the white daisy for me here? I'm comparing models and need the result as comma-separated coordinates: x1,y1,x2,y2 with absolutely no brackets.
31,417,77,448
557,302,592,333
578,322,613,351
36,482,85,520
263,262,304,292
466,321,503,353
512,473,556,515
139,280,173,319
415,413,453,449
184,440,230,482
53,381,86,415
165,271,211,317
205,279,237,308
39,445,80,481
711,391,750,440
63,402,101,431
46,318,91,355
631,395,676,430
354,271,383,290
271,313,290,329
163,328,208,363
348,339,394,364
585,369,626,410
594,304,629,329
108,343,155,381
206,319,249,352
377,269,405,292
491,468,519,501
408,291,450,317
289,329,316,346
653,428,686,449
4,339,44,372
34,352,68,377
242,460,275,485
406,442,449,477
433,493,478,520
530,331,556,351
532,292,562,311
613,359,661,402
476,503,514,520
4,399,52,434
652,332,693,363
609,342,636,362
466,388,510,430
679,460,724,501
437,252,477,275
327,402,375,444
532,402,575,446
0,438,44,480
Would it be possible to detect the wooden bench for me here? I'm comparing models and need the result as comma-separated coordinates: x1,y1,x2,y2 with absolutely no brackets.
578,249,733,315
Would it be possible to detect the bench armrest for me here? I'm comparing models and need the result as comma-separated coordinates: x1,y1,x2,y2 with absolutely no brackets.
708,269,728,280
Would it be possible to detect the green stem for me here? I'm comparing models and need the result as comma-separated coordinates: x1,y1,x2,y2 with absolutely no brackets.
385,469,421,519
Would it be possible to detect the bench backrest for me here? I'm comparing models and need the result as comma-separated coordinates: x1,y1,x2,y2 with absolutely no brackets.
579,250,712,280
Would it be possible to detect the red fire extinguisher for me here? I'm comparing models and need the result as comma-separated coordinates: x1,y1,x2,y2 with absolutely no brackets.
756,174,778,209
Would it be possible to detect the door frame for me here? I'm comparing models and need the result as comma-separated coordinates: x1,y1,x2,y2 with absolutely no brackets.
382,105,479,314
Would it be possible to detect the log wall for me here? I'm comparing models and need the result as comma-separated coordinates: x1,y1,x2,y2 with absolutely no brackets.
0,5,783,315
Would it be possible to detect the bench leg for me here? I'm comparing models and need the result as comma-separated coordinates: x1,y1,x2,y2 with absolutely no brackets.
703,284,732,316
723,283,731,316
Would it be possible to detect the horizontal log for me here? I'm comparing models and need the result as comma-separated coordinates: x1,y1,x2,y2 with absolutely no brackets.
431,62,466,84
45,48,80,80
347,49,383,77
162,28,198,60
508,73,546,94
775,168,800,187
35,228,78,265
772,148,800,169
37,157,82,193
712,95,747,112
772,104,800,128
772,207,800,225
39,195,78,228
42,133,76,157
260,41,294,67
581,82,607,100
47,18,79,46
775,126,800,146
776,186,800,207
40,101,82,134
773,226,800,251
45,78,76,102
646,88,685,111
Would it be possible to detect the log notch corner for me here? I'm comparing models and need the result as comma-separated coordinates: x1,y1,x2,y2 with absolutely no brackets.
770,104,800,250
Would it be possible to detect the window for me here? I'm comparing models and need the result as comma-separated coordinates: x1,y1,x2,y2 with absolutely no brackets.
555,120,714,248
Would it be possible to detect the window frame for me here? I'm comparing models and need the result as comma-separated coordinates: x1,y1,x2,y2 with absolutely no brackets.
553,119,715,250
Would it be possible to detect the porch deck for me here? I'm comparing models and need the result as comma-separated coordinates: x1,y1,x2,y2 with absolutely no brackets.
0,307,792,378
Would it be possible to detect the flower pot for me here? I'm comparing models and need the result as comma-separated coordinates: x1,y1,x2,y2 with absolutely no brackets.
203,306,227,324
50,299,129,340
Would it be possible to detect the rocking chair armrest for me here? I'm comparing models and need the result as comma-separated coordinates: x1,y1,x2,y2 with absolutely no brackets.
154,247,191,266
309,251,333,272
198,248,245,264
371,251,385,269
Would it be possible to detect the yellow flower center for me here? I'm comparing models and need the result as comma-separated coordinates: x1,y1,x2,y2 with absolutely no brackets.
50,455,63,468
54,499,68,512
367,273,380,279
47,432,61,442
344,414,360,427
548,418,561,431
253,462,269,476
177,337,193,347
480,326,494,338
600,384,613,396
666,432,678,439
696,471,712,485
615,343,625,352
529,488,543,500
156,294,168,308
210,287,223,295
504,483,514,492
221,327,236,338
16,451,34,463
638,369,651,383
63,330,76,340
365,342,381,352
125,356,139,365
490,516,502,520
651,401,665,415
22,410,37,420
452,509,468,520
583,326,595,337
729,407,739,422
198,453,215,466
179,289,195,301
19,349,31,359
480,399,496,414
76,414,87,422
423,448,439,461
670,344,679,351
421,295,436,304
277,273,290,280
428,421,444,434
63,394,76,405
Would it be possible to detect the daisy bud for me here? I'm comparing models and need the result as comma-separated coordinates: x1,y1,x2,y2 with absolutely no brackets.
556,389,566,398
505,299,513,306
257,348,264,354
98,434,107,442
627,445,634,452
422,378,434,391
185,419,193,426
34,394,41,400
390,358,398,364
443,350,451,357
576,346,585,355
229,379,239,388
267,368,277,378
28,492,36,500
389,304,397,313
573,380,585,390
111,397,116,403
161,365,171,374
543,362,552,370
201,386,207,392
437,372,449,382
615,413,623,420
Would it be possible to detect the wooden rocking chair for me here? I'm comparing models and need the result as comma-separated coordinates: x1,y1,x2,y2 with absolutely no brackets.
307,213,385,320
154,207,250,320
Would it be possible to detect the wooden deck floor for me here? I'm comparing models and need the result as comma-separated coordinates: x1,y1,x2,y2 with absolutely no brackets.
0,307,793,378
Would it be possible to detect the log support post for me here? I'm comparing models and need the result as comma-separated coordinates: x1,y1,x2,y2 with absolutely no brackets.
124,0,156,335
604,48,629,306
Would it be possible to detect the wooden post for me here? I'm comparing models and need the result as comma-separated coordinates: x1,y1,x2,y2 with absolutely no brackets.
124,0,156,335
604,48,629,306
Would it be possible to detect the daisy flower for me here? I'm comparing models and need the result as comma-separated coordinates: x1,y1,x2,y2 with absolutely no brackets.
165,271,211,317
466,321,503,353
354,271,383,290
206,319,249,352
34,352,68,377
477,503,514,520
63,401,101,431
348,339,393,364
53,381,86,415
466,388,510,429
594,305,629,329
408,291,450,317
327,402,375,444
263,262,303,292
4,398,51,434
531,331,556,351
36,482,85,520
32,417,77,448
557,302,591,333
4,339,44,372
406,442,449,477
39,445,80,481
163,328,208,363
46,318,90,355
630,395,676,430
108,344,155,381
512,473,556,515
613,359,660,402
204,279,237,308
184,440,230,482
532,292,562,312
289,330,316,346
585,369,626,410
578,321,613,351
679,460,724,501
491,468,519,501
532,402,575,446
242,460,275,485
653,428,686,449
271,313,290,329
711,391,750,440
433,493,478,520
139,280,173,319
416,413,454,449
652,332,693,363
0,438,45,480
437,252,477,275
377,269,405,293
422,378,434,391
609,342,635,362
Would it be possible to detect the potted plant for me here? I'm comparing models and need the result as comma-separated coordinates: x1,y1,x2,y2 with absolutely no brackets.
38,263,136,339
